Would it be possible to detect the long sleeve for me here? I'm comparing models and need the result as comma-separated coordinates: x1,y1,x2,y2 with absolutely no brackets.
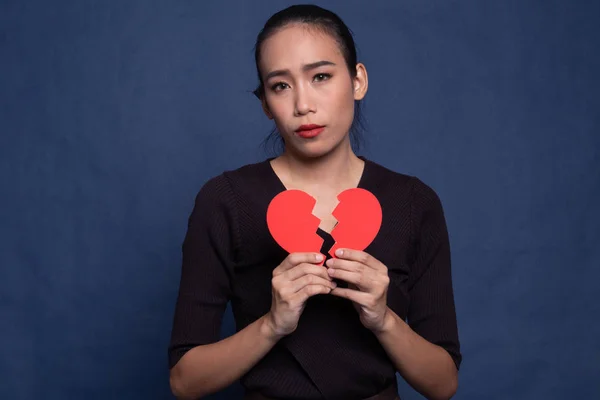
168,174,238,369
407,178,462,370
164,157,461,398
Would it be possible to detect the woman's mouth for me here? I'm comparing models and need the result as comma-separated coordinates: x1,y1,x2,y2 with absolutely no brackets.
295,124,325,139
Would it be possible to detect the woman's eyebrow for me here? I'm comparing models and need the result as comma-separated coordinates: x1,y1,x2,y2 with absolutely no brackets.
265,60,336,81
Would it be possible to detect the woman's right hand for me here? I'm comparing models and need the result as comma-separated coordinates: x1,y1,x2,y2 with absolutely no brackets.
265,252,336,338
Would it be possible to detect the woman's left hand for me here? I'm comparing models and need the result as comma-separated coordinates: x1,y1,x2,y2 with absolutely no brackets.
325,248,390,333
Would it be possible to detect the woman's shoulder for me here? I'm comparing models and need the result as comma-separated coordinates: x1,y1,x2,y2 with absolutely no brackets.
199,159,270,190
365,157,413,186
223,158,271,180
192,159,274,211
365,157,444,210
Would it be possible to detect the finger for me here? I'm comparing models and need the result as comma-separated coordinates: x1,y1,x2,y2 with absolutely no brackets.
274,252,325,276
325,258,365,273
328,268,389,296
292,284,334,303
285,263,332,282
329,287,371,305
328,267,385,293
272,263,331,295
326,268,364,288
333,249,384,271
291,274,337,293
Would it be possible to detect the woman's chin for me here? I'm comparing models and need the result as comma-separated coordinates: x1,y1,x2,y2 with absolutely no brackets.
291,144,342,161
283,133,349,159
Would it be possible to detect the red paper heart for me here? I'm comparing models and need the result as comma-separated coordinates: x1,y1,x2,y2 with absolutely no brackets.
266,189,324,256
266,188,382,261
328,188,382,257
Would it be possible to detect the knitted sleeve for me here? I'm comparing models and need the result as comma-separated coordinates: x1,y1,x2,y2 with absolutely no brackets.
168,174,237,369
407,178,462,370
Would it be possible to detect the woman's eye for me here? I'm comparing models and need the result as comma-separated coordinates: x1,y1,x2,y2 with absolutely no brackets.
314,73,331,82
271,82,289,92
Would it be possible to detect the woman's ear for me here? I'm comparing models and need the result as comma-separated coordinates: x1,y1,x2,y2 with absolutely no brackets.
353,63,368,101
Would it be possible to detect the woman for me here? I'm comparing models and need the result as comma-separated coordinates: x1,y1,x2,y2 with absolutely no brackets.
168,5,461,400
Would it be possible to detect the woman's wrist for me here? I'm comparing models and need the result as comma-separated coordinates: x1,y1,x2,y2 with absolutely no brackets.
259,312,286,343
373,307,407,338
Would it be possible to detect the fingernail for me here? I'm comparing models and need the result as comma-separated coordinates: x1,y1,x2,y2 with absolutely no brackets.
316,254,323,261
336,249,343,256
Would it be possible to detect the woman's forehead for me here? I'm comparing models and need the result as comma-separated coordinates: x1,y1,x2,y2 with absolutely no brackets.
260,25,344,70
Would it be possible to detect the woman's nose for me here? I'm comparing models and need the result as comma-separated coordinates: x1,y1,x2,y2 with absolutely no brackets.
294,84,316,116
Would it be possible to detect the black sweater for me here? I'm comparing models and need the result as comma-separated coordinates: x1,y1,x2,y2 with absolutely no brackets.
168,156,461,399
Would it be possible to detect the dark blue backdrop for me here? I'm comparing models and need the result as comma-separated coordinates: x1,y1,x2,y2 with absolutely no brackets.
1,1,599,399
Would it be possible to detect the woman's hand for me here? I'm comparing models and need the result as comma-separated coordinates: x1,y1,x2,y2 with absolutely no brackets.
265,252,337,338
325,249,390,333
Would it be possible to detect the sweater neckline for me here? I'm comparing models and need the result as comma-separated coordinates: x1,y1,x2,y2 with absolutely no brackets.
263,155,370,194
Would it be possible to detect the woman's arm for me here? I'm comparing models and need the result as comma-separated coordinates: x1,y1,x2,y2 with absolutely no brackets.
327,177,461,399
169,175,252,400
374,308,458,400
327,251,459,400
171,251,336,399
170,314,280,400
326,248,459,400
378,178,460,399
169,176,337,399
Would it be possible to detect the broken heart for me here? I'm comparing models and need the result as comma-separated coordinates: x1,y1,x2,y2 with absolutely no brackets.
266,188,382,264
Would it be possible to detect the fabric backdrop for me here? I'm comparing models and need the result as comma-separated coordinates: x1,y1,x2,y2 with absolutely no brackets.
1,0,598,399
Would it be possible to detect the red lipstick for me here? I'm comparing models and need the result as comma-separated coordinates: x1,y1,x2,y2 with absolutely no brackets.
295,124,325,139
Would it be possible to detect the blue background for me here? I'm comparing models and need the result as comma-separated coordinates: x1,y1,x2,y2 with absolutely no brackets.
1,0,599,399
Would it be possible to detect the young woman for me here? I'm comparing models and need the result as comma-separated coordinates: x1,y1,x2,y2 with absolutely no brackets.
168,5,461,400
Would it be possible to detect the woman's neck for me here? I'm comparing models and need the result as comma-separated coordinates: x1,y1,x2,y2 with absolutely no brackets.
272,145,364,193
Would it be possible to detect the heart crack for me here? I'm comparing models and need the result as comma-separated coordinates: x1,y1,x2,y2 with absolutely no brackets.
267,188,382,261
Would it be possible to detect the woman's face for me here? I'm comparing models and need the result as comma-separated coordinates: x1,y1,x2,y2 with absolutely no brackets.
258,24,367,158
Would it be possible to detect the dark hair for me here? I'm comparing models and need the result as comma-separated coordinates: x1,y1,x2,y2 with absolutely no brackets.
252,4,367,155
